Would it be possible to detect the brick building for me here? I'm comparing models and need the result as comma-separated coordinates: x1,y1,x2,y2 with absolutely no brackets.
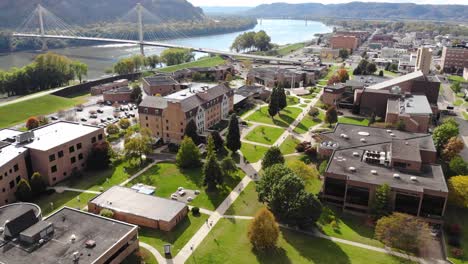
88,186,189,231
142,74,182,96
330,35,359,51
139,84,234,143
103,87,133,103
318,124,447,223
247,67,320,88
385,95,433,133
90,79,128,95
0,139,28,206
441,45,468,74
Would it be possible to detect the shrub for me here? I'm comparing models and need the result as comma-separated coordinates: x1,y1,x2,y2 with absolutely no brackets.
318,160,328,175
192,207,200,215
168,143,179,153
305,147,317,159
106,124,120,135
295,143,306,152
119,118,131,129
451,248,464,258
26,117,40,130
308,107,319,117
99,209,114,218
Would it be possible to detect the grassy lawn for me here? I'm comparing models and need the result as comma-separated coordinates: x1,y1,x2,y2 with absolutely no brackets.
299,104,307,108
444,206,468,264
284,155,323,195
299,93,316,99
463,112,468,121
338,116,369,126
294,111,325,134
159,56,225,73
276,43,306,56
318,206,383,248
383,70,398,77
139,213,209,258
304,99,311,103
225,182,265,216
246,106,302,127
126,162,243,210
279,135,300,155
245,125,284,145
287,96,299,106
35,191,97,216
448,75,467,83
123,248,158,264
186,219,413,264
454,98,465,107
0,94,87,128
240,143,269,163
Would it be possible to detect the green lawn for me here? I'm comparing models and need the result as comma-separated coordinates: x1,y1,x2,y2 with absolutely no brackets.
299,104,307,108
284,155,323,195
186,219,413,264
123,248,158,264
448,75,467,83
383,70,398,77
245,125,284,145
454,98,465,107
463,112,468,121
225,182,265,216
318,206,383,248
0,94,87,128
299,93,316,99
287,96,300,106
279,135,300,155
35,191,97,216
240,143,269,163
338,116,370,126
159,56,226,73
445,206,468,264
246,106,302,127
294,111,325,134
126,162,243,210
139,213,209,258
276,43,306,56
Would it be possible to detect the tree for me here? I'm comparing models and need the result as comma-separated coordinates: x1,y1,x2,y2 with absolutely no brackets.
106,124,120,135
327,74,341,85
262,146,285,169
449,156,468,176
288,160,318,182
184,119,201,145
277,87,287,110
225,73,233,82
221,156,237,175
339,49,349,60
366,63,377,74
206,135,215,158
451,82,461,93
113,58,135,75
254,30,272,51
131,85,143,104
26,116,40,130
70,61,88,83
161,48,194,66
15,179,32,202
442,137,464,161
100,209,114,218
145,55,160,69
371,184,391,219
211,131,224,152
375,213,430,253
448,176,468,208
176,136,201,169
87,141,112,170
119,118,131,129
248,208,279,250
226,114,241,152
203,148,223,190
257,164,293,203
337,68,349,83
124,134,152,165
325,106,338,127
378,70,384,77
268,87,280,117
432,121,459,150
30,172,46,196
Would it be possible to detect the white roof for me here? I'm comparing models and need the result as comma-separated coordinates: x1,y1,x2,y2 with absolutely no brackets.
0,129,23,142
165,83,217,100
367,70,424,90
0,144,27,167
25,122,101,151
402,95,432,115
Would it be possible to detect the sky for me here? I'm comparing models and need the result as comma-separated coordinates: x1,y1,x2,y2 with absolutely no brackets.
189,0,468,7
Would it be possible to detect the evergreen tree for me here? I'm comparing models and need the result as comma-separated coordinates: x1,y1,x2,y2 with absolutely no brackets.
211,131,224,152
226,114,241,152
268,87,280,117
176,137,201,169
371,184,391,219
278,87,287,110
206,135,215,157
262,146,285,169
221,156,237,175
325,106,338,127
30,172,46,196
203,154,223,190
15,179,32,202
184,119,201,145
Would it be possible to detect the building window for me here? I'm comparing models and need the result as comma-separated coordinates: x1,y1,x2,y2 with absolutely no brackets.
58,150,64,158
98,134,103,140
71,157,76,164
15,176,20,184
145,116,148,120
78,153,84,160
146,124,149,127
53,177,56,182
166,119,169,123
2,188,5,193
13,164,19,172
69,146,75,153
92,137,97,143
166,126,169,130
9,180,14,189
77,143,82,150
51,165,57,173
49,154,56,162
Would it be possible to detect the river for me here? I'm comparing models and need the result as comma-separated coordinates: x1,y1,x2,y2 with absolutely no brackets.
0,19,332,79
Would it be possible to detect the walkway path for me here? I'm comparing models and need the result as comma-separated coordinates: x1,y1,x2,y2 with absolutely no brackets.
120,160,158,186
49,186,101,194
140,242,172,264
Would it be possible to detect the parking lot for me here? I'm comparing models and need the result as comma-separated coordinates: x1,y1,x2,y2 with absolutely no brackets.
170,187,200,203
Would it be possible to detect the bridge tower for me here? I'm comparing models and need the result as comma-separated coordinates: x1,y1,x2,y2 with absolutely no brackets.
38,4,48,51
137,3,145,56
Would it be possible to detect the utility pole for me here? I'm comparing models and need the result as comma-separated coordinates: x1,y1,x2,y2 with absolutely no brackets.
137,3,145,56
38,4,48,51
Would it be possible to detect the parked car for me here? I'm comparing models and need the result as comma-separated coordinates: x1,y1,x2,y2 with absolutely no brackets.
177,187,184,191
107,117,113,121
178,190,186,196
100,119,106,123
97,109,104,114
80,118,87,122
171,194,178,199
76,108,83,112
50,116,58,120
187,197,193,202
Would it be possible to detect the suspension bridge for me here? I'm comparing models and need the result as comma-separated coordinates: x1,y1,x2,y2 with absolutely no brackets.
12,4,302,65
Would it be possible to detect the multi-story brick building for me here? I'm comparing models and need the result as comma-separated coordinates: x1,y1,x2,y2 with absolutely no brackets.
441,45,468,74
102,86,133,103
318,124,447,223
0,140,28,206
247,67,321,88
139,84,234,143
90,79,129,95
142,74,182,96
415,47,432,75
330,35,359,52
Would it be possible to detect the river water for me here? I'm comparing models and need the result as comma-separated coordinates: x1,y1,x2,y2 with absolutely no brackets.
0,19,332,79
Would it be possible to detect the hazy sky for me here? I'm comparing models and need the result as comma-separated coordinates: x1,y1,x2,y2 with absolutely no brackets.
189,0,468,6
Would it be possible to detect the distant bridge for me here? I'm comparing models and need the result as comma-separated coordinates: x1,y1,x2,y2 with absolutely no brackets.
12,4,303,65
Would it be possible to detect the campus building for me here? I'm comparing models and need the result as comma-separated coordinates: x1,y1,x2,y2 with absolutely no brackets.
0,122,105,206
142,74,182,96
330,35,359,51
102,86,133,103
88,186,189,231
318,124,447,223
441,45,468,74
139,84,234,143
90,79,129,95
0,203,139,263
247,66,323,88
415,47,432,75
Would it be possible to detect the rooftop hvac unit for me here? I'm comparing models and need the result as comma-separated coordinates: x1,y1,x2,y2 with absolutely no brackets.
360,138,366,142
393,174,400,179
348,167,356,172
410,176,417,181
352,152,360,157
15,131,35,144
371,170,377,175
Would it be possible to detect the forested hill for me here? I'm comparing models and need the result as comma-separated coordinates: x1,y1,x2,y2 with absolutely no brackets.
0,0,205,28
245,2,468,21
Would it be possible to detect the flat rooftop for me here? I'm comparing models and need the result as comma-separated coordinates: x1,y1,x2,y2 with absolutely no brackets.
387,95,432,115
25,122,101,151
90,186,187,222
164,83,217,101
0,143,27,168
0,207,137,264
0,203,41,225
0,129,22,142
367,70,424,90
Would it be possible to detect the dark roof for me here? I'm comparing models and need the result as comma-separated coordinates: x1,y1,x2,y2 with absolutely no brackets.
391,140,421,162
144,75,179,86
103,87,132,94
139,96,168,109
4,209,38,238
